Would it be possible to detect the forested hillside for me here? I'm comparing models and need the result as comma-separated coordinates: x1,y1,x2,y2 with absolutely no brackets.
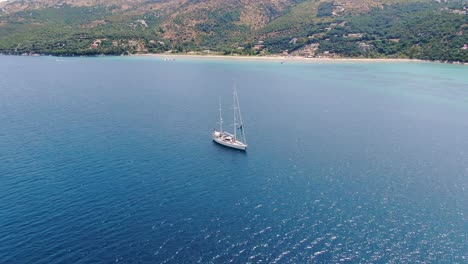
0,0,466,62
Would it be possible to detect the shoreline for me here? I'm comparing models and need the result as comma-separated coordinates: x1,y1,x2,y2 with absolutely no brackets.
136,53,429,64
135,53,467,65
2,52,466,65
133,53,468,66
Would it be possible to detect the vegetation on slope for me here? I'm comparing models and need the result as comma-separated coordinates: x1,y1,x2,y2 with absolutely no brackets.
0,0,466,62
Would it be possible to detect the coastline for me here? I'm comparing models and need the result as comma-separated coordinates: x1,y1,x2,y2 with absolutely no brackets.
136,53,429,64
137,53,466,65
2,52,465,65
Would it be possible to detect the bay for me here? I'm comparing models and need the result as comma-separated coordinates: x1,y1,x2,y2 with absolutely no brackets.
0,56,467,263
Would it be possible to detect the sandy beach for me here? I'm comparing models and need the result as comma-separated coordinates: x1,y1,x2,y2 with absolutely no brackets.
136,53,431,64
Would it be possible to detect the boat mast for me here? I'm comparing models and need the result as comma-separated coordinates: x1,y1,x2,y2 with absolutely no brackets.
233,84,237,140
235,85,246,144
218,97,223,132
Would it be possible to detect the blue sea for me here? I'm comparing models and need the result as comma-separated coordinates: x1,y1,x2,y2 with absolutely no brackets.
0,56,467,263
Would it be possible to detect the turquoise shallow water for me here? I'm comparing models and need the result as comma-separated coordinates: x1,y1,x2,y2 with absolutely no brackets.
0,56,467,263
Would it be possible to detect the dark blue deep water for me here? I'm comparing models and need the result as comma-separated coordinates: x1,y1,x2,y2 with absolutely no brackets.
0,56,467,263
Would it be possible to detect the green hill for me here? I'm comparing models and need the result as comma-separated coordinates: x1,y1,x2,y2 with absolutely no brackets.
0,0,466,62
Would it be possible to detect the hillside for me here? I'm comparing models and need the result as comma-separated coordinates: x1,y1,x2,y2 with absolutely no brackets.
0,0,466,62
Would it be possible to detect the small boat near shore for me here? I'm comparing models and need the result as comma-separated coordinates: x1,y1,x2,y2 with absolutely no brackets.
212,84,247,151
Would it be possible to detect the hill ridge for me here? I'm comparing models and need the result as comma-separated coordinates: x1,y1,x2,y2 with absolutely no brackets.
0,0,466,62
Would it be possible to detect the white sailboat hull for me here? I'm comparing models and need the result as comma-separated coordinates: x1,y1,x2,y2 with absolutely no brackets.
212,84,247,151
212,131,247,151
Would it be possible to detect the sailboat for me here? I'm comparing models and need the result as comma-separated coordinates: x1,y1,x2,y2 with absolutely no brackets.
212,84,248,151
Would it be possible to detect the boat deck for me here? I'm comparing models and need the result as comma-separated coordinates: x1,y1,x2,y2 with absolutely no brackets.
212,131,247,150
